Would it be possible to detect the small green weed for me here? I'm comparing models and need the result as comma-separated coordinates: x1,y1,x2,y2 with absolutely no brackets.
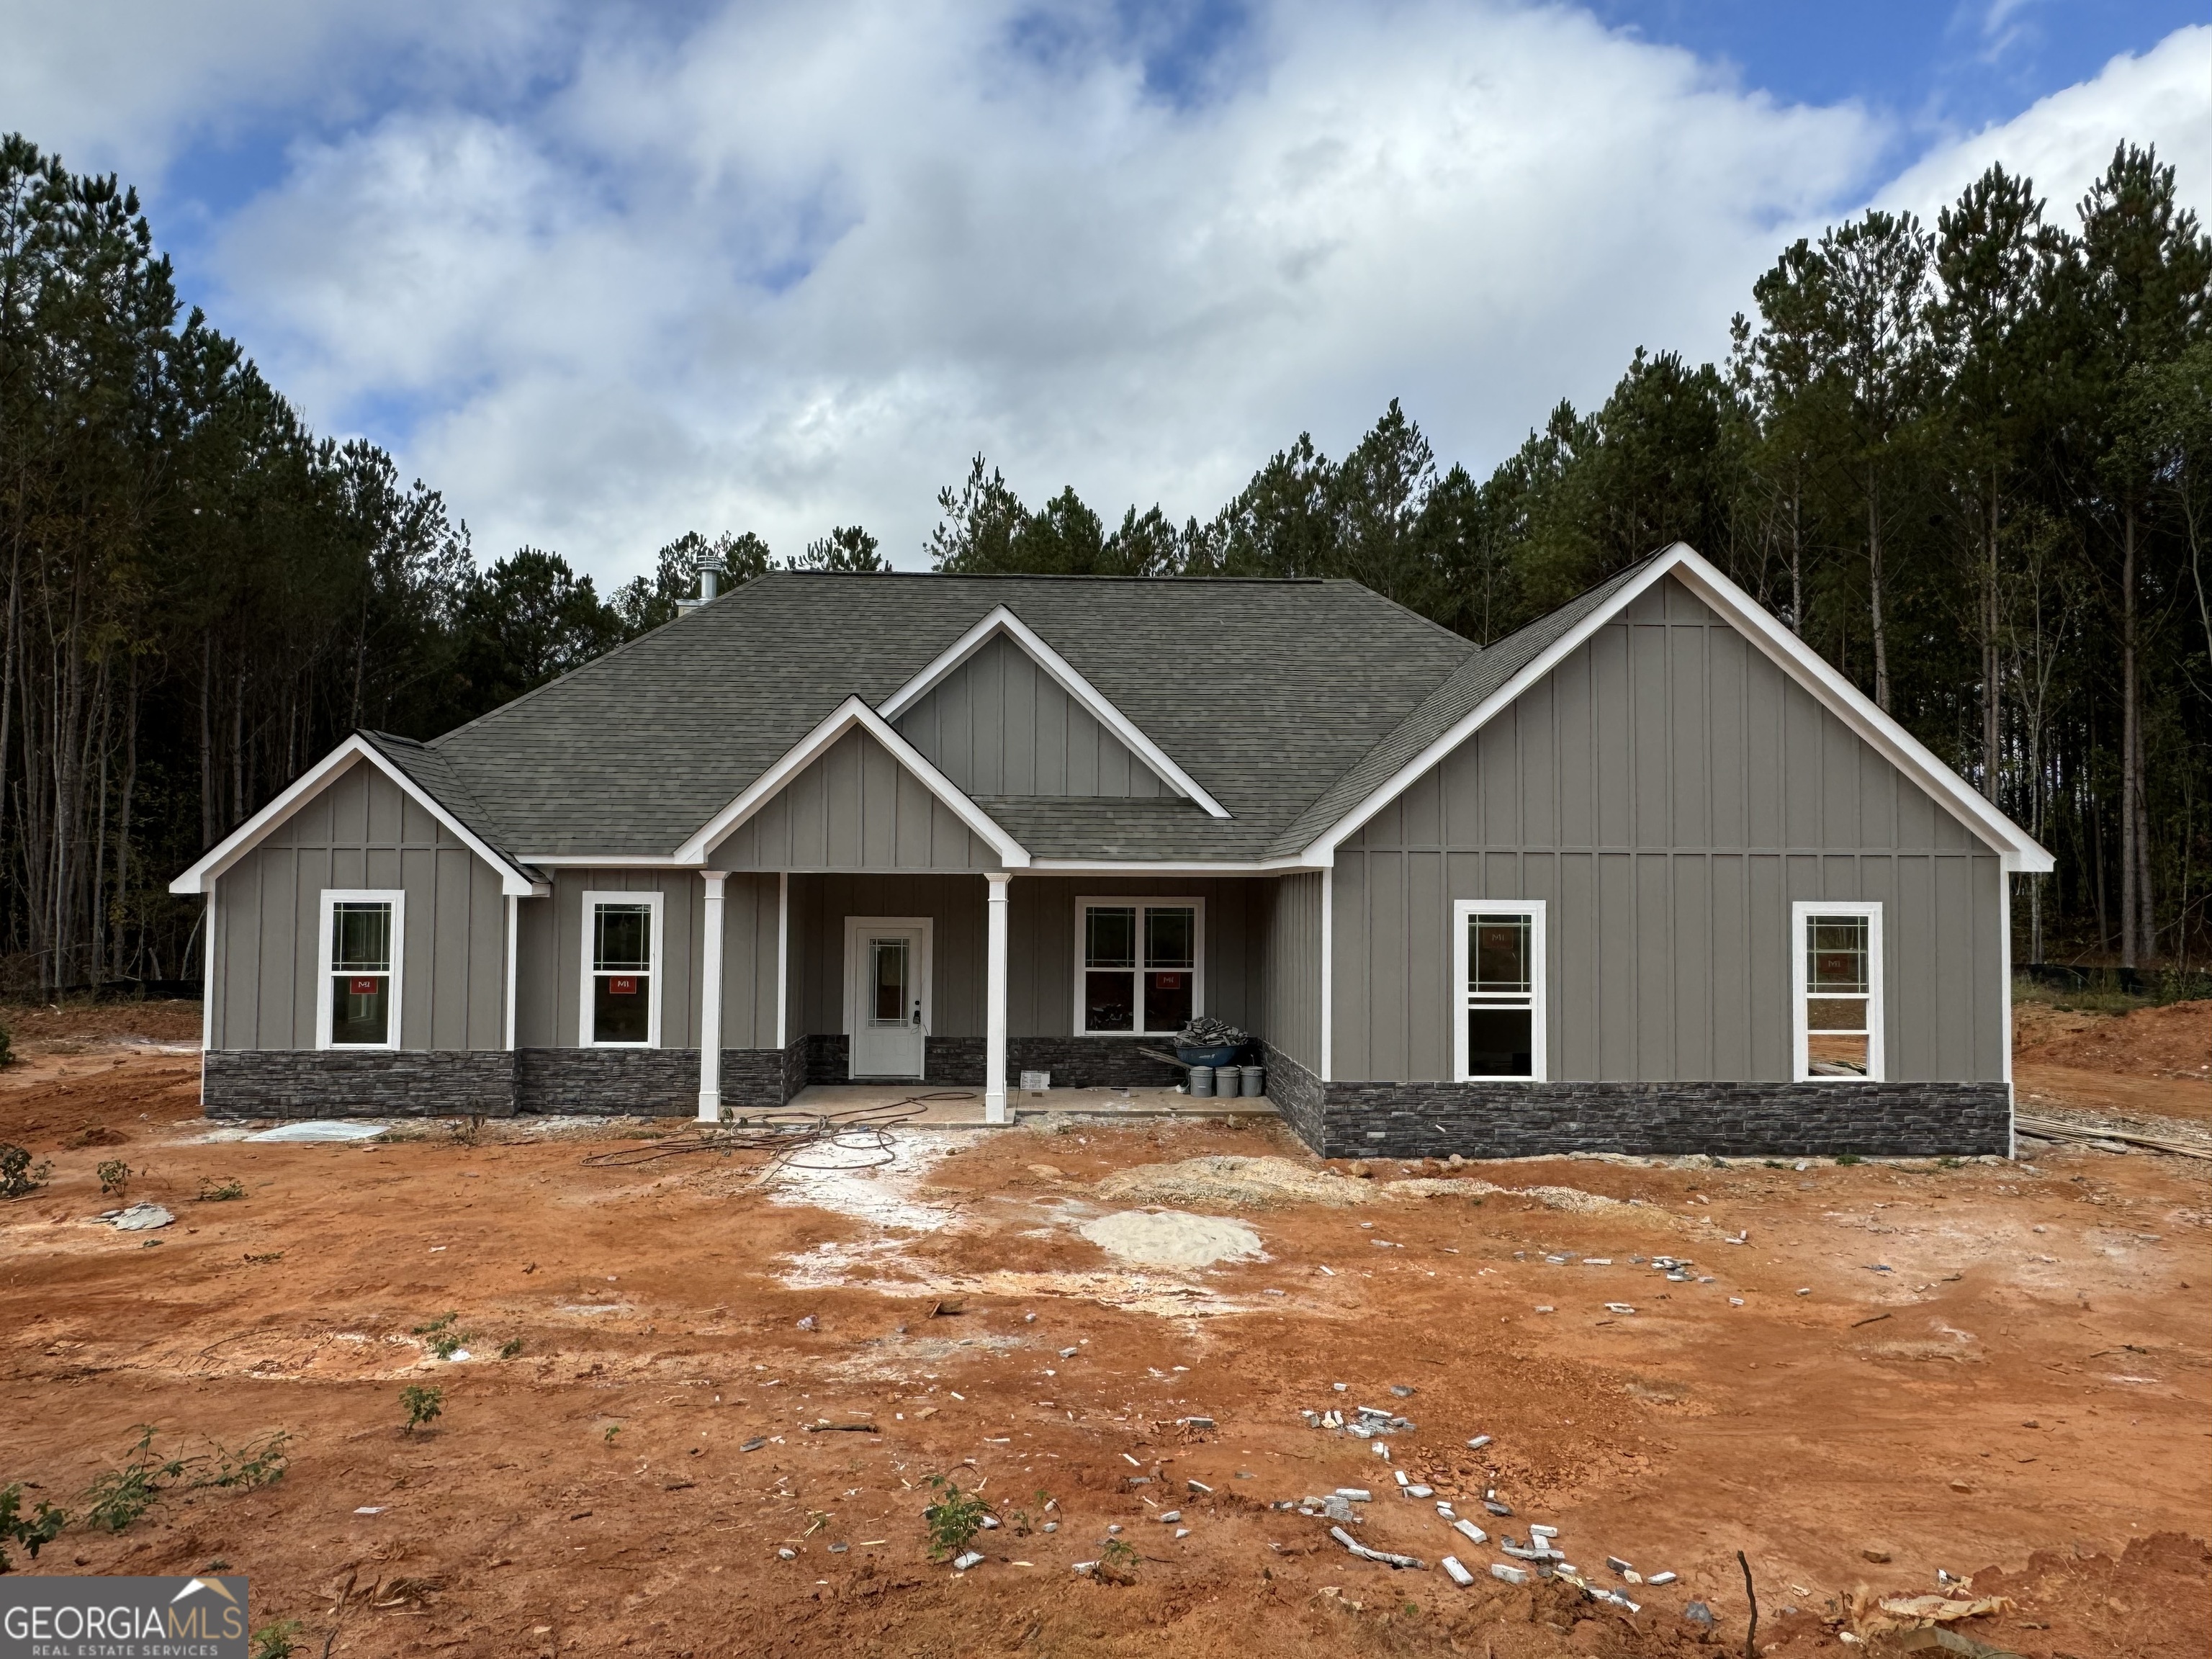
84,1426,189,1533
1937,1156,1961,1170
96,1159,132,1197
498,1337,524,1360
1002,1488,1053,1537
197,1177,246,1202
602,1424,622,1445
1,1481,68,1570
411,1313,472,1360
197,1431,290,1491
399,1385,443,1434
1101,1536,1138,1570
1835,1151,1863,1166
243,1251,284,1265
922,1475,992,1560
0,1144,53,1200
249,1617,305,1658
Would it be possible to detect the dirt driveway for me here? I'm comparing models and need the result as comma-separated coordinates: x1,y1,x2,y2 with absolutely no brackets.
1,1007,2206,1658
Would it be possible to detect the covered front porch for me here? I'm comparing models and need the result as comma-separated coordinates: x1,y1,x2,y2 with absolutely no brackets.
695,871,1301,1124
772,1082,1281,1125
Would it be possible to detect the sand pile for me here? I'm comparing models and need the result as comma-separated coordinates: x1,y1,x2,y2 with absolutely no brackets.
1092,1155,1380,1209
1076,1209,1265,1267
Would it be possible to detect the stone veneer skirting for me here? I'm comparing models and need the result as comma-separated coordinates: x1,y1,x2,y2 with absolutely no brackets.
1261,1050,2009,1160
202,1050,522,1120
204,1046,806,1119
803,1034,1186,1090
205,1043,2007,1156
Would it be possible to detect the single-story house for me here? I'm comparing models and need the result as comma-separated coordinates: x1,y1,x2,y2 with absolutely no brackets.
172,543,2051,1158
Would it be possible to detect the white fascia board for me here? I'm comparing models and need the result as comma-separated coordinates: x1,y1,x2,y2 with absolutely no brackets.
169,735,539,896
1664,549,2054,873
876,604,1231,819
1308,544,2055,873
673,696,1032,866
1025,856,1326,874
515,855,700,868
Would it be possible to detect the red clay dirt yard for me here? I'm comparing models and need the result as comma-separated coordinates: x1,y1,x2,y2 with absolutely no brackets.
1,999,2208,1658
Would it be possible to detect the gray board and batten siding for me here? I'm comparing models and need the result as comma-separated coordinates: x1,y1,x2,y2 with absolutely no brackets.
709,726,1004,872
785,872,1275,1043
1330,575,2008,1087
210,760,508,1052
893,631,1169,799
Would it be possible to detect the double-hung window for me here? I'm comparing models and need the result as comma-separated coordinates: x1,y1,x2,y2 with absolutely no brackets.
1793,902,1883,1080
583,891,662,1047
318,890,403,1049
1452,899,1545,1080
1076,898,1201,1035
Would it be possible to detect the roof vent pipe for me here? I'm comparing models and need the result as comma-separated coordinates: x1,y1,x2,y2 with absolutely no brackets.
696,552,727,603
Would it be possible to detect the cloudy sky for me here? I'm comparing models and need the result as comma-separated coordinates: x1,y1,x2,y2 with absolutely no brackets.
6,1,2208,578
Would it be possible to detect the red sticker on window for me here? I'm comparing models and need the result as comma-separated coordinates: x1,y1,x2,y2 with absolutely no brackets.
1155,974,1184,989
349,977,379,996
608,976,638,996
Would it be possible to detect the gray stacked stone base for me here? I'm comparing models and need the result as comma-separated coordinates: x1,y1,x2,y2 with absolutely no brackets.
1008,1038,1184,1090
205,1046,809,1120
1269,1066,2010,1160
801,1033,1186,1089
202,1050,521,1120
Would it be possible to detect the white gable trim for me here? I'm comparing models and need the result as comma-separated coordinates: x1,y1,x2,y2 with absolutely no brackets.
876,604,1231,819
673,696,1033,866
168,735,541,896
1307,544,2056,874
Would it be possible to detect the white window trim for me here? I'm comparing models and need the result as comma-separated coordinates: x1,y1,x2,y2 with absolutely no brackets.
317,889,404,1051
1071,896,1206,1038
580,889,665,1048
1791,900,1884,1083
1451,899,1547,1082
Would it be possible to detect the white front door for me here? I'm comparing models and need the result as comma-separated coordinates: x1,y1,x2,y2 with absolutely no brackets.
845,917,930,1079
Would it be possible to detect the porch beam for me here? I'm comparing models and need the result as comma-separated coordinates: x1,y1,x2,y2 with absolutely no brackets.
985,871,1011,1124
698,871,727,1122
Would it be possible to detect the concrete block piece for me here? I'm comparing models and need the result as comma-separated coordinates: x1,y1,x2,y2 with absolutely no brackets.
1530,1524,1559,1539
1491,1563,1530,1586
1158,1511,1181,1524
1334,1488,1372,1502
1452,1519,1488,1546
1606,1556,1634,1576
1466,1434,1493,1450
1647,1571,1678,1586
1441,1556,1475,1587
953,1552,984,1571
1406,1485,1434,1498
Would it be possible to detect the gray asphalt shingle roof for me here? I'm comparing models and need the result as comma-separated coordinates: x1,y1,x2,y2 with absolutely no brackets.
377,567,1645,865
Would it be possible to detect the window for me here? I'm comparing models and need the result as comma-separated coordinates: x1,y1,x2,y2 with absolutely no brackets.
582,891,663,1047
1794,902,1883,1081
1075,898,1202,1035
1452,899,1545,1081
318,890,403,1049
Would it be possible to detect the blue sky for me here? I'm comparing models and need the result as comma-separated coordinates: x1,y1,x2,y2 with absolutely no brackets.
4,1,2206,575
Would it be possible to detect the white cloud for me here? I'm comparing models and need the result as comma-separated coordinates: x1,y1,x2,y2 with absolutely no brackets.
36,3,2209,579
1880,24,2212,225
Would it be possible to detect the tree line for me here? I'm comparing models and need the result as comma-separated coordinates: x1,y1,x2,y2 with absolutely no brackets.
1,132,2204,992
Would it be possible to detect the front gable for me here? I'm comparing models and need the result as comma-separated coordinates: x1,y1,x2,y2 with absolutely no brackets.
894,631,1169,800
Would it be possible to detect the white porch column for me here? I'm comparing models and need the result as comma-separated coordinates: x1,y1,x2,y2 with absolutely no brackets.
985,871,1011,1124
698,871,728,1122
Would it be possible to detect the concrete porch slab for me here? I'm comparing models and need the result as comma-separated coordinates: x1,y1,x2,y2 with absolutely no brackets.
778,1084,1278,1127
